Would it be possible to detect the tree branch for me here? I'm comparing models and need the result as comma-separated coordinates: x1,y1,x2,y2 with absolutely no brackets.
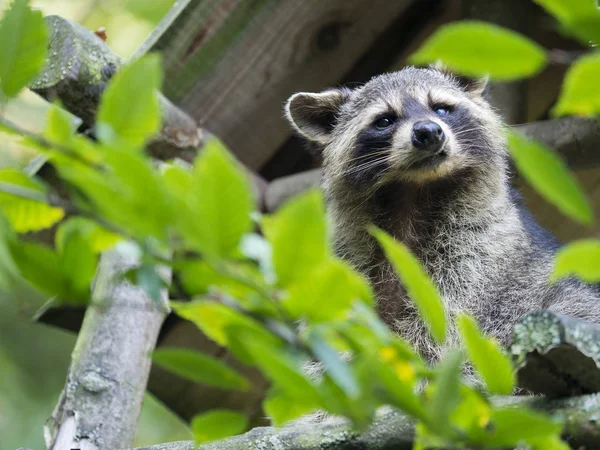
44,247,169,450
511,310,600,397
28,15,266,205
29,15,203,160
126,393,600,450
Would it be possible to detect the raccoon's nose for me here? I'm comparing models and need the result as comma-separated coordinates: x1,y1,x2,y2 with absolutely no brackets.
411,121,445,151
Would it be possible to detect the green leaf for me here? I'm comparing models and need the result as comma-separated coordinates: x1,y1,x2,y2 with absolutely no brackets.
283,259,372,322
96,54,162,148
177,260,270,313
528,434,570,450
485,407,562,447
43,104,77,144
535,0,599,21
56,220,97,304
0,168,64,232
429,351,463,435
457,314,515,395
263,388,320,426
535,0,600,45
10,241,65,297
553,53,600,117
0,213,17,290
240,233,275,282
55,217,121,254
171,301,280,361
507,132,593,225
152,348,250,391
232,326,319,400
552,239,600,282
125,0,175,23
409,21,547,81
178,139,254,258
370,227,446,344
0,0,48,98
373,354,426,420
414,422,450,450
262,189,329,287
62,149,172,240
191,410,248,444
306,329,360,398
449,385,493,442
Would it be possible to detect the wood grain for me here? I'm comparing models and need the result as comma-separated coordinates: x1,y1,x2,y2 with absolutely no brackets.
146,0,416,170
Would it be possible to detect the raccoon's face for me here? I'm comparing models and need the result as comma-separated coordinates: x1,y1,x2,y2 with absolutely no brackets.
285,66,505,188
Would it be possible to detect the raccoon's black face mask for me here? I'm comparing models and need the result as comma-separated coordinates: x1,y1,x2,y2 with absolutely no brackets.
285,66,506,187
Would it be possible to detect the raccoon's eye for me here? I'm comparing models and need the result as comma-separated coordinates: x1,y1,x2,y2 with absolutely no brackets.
433,105,453,116
373,116,395,129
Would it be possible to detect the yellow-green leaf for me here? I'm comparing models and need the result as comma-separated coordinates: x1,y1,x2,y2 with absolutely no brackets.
429,351,463,434
10,240,65,297
229,325,319,400
262,189,329,287
55,217,120,254
370,227,446,344
283,259,373,322
535,0,600,45
191,410,248,444
410,21,547,81
152,348,250,391
553,53,600,117
263,388,320,426
0,213,17,290
507,132,593,225
0,0,48,98
179,139,254,258
96,54,162,148
171,301,280,362
552,239,600,282
55,220,97,304
457,314,515,395
0,168,64,232
44,104,77,144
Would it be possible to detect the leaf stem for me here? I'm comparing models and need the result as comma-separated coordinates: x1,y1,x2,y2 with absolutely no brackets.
0,117,104,170
0,181,48,203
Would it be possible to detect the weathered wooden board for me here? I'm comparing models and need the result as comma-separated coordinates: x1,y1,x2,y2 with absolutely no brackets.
142,0,416,170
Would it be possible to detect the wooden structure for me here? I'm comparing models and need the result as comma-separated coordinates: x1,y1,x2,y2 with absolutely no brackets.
26,0,600,447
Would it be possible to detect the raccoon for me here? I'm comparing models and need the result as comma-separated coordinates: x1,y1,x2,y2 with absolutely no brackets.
284,66,600,363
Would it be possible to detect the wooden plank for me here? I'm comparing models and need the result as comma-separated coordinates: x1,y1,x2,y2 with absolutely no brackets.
144,0,416,170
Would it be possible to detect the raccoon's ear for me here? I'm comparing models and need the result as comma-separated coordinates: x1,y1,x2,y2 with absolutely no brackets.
285,88,350,145
431,62,489,99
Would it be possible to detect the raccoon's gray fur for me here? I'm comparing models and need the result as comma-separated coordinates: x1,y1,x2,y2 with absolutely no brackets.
285,66,600,364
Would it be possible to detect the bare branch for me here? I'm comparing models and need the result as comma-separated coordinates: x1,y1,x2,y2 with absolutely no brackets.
27,15,266,205
126,393,600,450
44,248,169,450
29,15,203,160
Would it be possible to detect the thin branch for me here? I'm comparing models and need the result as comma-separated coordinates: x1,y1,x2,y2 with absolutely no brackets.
127,393,600,450
0,181,49,203
0,117,105,171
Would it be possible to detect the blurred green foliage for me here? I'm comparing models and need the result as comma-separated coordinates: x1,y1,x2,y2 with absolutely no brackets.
0,0,189,447
0,0,598,449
